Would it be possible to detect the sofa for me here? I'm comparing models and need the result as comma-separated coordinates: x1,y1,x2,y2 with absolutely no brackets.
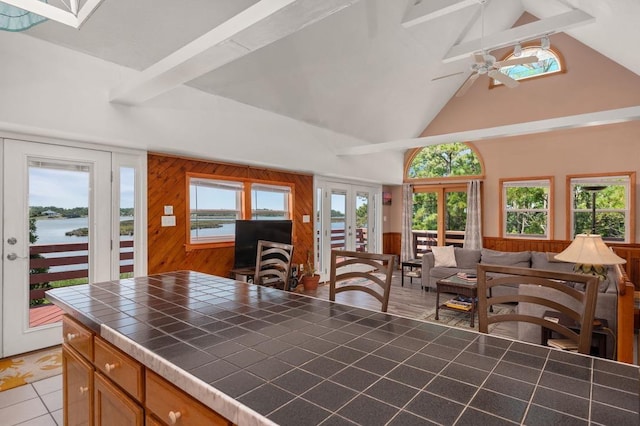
421,247,618,358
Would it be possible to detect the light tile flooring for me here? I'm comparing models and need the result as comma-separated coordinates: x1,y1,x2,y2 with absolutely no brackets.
0,375,62,426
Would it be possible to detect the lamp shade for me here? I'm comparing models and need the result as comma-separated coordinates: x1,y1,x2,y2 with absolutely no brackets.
554,234,626,265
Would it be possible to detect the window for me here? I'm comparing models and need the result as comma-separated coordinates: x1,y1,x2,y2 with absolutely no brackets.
412,184,467,250
251,184,291,219
501,178,553,239
189,178,243,244
406,142,482,180
187,174,293,248
492,45,563,86
568,174,635,242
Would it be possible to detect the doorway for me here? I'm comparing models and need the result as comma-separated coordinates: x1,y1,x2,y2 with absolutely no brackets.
1,139,146,357
315,178,381,280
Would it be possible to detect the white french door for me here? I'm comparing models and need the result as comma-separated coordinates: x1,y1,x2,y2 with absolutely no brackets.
315,178,381,280
1,139,146,357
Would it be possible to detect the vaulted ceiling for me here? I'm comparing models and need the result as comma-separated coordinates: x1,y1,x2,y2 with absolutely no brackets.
7,0,640,148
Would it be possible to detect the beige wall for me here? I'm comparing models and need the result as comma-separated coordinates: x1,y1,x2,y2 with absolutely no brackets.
382,185,403,233
406,13,640,242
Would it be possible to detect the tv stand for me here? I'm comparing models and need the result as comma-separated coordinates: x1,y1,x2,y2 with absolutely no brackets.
230,267,255,282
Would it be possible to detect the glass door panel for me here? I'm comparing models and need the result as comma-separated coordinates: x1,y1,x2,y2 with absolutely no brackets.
412,191,439,254
119,166,135,279
330,190,347,251
445,190,467,247
355,192,369,252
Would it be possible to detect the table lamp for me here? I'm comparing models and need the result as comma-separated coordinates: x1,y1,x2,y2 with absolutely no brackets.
554,234,626,280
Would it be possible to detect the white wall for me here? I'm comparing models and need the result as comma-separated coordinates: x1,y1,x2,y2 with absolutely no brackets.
0,32,403,184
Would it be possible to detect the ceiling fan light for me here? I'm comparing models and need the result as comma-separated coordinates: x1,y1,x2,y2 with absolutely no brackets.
513,43,522,57
541,35,551,50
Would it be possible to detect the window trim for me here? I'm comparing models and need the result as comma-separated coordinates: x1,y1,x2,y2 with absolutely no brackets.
490,43,566,89
186,172,294,251
413,183,470,246
499,176,554,240
404,142,485,184
565,172,635,243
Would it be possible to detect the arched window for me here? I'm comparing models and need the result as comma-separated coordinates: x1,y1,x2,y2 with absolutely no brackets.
492,45,564,86
405,142,483,250
406,142,482,180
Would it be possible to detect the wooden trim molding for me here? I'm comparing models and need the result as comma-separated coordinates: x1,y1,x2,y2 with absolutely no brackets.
498,176,554,240
564,171,636,242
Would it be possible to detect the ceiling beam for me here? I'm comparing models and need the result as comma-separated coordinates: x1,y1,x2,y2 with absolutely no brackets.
110,0,360,105
401,0,480,28
337,106,640,156
443,9,594,63
1,0,104,28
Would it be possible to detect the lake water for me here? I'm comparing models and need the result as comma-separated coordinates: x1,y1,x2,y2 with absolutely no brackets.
32,217,133,273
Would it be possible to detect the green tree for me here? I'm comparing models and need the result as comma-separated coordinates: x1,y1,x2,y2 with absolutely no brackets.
407,143,481,179
28,215,50,306
355,203,368,228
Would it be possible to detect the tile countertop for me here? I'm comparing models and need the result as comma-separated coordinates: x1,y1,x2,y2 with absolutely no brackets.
47,271,640,426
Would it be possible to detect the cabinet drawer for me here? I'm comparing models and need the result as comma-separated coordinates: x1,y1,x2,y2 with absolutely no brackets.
94,337,144,403
63,315,94,361
146,371,231,426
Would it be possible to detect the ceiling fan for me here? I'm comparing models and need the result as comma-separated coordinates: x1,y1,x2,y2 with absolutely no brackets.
432,0,539,96
454,51,539,96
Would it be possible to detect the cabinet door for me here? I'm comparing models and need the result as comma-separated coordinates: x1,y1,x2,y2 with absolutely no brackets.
63,344,93,426
94,372,143,426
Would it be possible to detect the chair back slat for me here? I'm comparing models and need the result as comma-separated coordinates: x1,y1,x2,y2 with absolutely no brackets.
477,264,599,355
254,240,294,290
329,250,395,312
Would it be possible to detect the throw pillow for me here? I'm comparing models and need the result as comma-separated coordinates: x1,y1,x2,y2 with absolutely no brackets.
432,246,457,268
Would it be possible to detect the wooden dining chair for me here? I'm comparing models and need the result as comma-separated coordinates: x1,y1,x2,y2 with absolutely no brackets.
477,264,599,355
254,240,294,290
329,250,396,312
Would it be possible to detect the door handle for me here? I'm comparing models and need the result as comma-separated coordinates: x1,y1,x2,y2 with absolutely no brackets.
6,253,27,261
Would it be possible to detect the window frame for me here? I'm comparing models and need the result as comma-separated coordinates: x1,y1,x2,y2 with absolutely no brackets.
490,43,565,88
186,173,294,250
404,142,485,183
499,176,554,240
565,172,635,243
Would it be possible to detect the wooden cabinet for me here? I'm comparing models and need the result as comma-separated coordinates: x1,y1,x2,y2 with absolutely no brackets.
63,343,93,426
94,372,144,426
94,337,144,402
146,371,231,426
62,314,234,426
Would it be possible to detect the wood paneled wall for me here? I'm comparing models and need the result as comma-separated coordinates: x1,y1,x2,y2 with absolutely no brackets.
147,153,314,277
383,232,401,257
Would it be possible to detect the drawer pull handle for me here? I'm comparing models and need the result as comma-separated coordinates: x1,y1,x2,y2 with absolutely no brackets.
168,411,182,424
66,333,77,342
104,363,118,373
79,386,89,395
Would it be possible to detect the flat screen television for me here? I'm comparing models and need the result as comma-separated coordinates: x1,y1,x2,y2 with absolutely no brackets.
233,220,293,269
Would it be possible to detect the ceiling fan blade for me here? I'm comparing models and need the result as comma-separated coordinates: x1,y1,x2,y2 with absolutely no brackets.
432,71,465,81
495,56,539,68
456,73,479,97
488,69,519,88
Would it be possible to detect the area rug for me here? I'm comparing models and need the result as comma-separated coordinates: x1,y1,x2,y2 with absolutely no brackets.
0,345,62,391
420,304,516,332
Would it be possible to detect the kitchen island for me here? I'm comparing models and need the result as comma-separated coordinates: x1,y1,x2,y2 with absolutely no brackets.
48,271,639,425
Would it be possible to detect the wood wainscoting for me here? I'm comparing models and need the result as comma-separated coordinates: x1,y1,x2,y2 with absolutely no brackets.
383,232,401,259
147,153,314,278
483,236,637,363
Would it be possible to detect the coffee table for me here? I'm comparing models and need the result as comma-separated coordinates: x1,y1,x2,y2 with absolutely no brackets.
435,274,491,328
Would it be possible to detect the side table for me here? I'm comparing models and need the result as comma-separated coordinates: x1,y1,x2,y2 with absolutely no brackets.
541,310,609,358
435,274,492,328
401,259,422,287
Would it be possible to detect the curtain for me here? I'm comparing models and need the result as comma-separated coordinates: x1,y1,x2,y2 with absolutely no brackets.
464,180,483,249
401,183,415,262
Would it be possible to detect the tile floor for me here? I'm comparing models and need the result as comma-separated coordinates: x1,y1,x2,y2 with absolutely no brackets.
0,375,62,426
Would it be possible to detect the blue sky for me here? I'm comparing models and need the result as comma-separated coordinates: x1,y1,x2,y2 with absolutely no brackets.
29,167,135,209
